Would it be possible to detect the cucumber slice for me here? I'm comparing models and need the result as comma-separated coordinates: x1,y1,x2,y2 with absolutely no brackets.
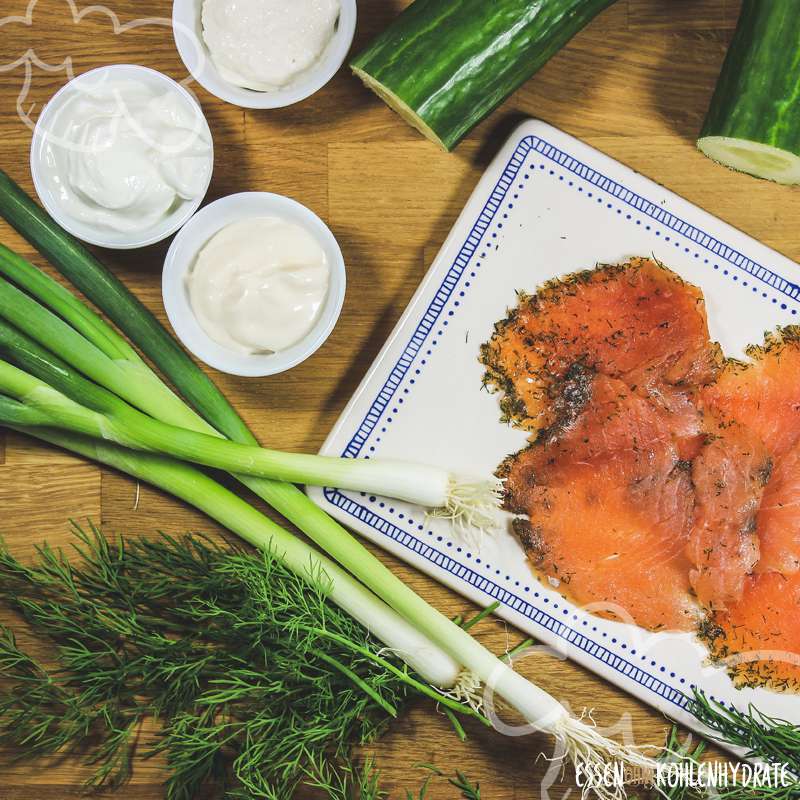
351,0,617,152
698,138,800,185
698,0,800,184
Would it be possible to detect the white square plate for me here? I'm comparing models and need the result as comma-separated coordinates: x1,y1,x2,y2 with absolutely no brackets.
309,120,800,745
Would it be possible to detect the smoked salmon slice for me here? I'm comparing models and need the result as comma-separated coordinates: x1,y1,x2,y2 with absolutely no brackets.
687,421,771,611
481,257,721,434
485,257,800,666
704,571,800,691
701,330,800,460
502,376,701,632
756,442,800,575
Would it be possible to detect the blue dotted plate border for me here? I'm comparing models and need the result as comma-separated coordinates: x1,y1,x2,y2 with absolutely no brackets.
323,132,800,716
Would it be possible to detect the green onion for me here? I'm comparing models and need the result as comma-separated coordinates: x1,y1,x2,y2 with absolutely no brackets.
0,173,663,787
0,253,498,527
0,250,466,689
0,338,494,518
0,414,480,724
0,326,462,689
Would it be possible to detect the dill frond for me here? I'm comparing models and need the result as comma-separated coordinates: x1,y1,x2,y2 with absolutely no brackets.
0,523,440,799
651,724,800,800
690,691,800,777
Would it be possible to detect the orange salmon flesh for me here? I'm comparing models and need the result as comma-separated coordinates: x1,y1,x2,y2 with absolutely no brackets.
483,259,800,691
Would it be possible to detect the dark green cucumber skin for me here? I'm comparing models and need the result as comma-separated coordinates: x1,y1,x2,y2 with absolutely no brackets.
352,0,617,150
700,0,800,154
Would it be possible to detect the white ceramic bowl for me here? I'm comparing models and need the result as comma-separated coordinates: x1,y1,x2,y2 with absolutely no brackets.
172,0,357,109
163,192,346,377
30,64,213,250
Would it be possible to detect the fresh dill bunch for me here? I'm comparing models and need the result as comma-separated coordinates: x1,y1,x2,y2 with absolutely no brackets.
690,691,800,778
650,725,800,800
0,523,465,800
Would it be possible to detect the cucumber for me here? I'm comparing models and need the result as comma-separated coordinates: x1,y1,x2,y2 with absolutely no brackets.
351,0,617,151
698,0,800,184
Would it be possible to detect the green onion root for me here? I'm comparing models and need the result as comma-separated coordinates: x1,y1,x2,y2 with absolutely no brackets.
553,714,663,800
429,478,503,537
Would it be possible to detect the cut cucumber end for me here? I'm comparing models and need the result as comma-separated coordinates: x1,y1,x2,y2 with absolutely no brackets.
351,66,450,151
698,136,800,185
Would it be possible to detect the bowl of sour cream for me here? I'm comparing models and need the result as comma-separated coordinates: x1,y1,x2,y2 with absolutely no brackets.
172,0,357,109
30,64,213,249
162,192,346,377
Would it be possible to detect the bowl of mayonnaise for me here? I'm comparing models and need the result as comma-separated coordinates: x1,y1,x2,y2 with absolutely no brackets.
162,192,346,377
172,0,357,109
30,64,213,250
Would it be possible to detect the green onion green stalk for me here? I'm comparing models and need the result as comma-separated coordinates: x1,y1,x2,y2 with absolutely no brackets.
0,248,498,530
0,317,462,690
1,416,479,725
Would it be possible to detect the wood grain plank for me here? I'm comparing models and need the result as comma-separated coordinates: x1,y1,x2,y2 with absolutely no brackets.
219,139,329,219
627,0,738,31
0,456,101,557
328,142,487,250
500,27,732,143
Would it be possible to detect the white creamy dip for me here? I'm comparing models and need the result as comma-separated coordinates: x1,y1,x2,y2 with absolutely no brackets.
43,78,212,233
187,217,330,354
201,0,341,92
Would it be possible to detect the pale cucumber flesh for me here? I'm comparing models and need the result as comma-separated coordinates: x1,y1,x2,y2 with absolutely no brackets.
698,136,800,185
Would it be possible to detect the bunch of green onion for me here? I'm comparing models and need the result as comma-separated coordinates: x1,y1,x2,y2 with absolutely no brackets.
0,169,661,799
0,252,499,528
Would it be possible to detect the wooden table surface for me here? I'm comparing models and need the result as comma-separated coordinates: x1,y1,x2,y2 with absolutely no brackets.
1,0,797,797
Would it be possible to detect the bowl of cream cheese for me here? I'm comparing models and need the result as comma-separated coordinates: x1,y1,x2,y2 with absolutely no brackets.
162,192,346,376
172,0,357,109
30,64,213,249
